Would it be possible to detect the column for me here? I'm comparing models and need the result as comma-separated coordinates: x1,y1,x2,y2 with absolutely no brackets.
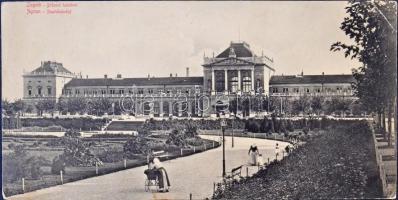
224,69,228,92
238,70,241,92
159,100,164,117
188,100,192,117
251,68,255,91
169,101,173,116
211,69,215,93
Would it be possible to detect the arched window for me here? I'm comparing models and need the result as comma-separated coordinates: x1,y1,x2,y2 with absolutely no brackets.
37,86,42,96
242,77,251,93
231,77,239,93
47,86,52,95
27,86,32,96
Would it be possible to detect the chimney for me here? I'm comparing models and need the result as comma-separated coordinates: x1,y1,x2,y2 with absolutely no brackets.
86,75,88,79
117,74,122,78
322,72,325,76
148,74,150,78
301,70,304,76
170,73,173,77
186,67,190,77
104,74,108,79
175,73,178,77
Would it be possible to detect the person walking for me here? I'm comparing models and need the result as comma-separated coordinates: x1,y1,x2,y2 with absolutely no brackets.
248,144,259,166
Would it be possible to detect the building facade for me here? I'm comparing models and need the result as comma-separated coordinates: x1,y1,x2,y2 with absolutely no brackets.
23,61,77,105
22,44,358,117
269,73,357,100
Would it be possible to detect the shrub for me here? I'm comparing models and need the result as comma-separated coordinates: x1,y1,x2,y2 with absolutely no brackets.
123,136,149,157
64,129,81,137
166,129,187,147
2,145,49,182
51,156,66,174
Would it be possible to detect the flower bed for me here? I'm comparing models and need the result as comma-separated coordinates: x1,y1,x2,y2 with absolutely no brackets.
213,121,382,199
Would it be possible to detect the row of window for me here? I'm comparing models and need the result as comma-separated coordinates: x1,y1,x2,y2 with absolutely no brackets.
209,76,259,93
27,86,52,96
63,87,202,96
271,87,351,93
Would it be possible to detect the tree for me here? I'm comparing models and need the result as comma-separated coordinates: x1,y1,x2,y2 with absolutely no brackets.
331,1,397,145
292,95,311,115
35,99,56,116
12,99,26,115
67,97,87,114
311,96,324,115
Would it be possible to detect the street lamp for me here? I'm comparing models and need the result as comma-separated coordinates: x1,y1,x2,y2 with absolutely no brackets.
220,116,227,177
231,115,235,148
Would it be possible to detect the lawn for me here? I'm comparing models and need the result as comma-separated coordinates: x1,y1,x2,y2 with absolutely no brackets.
213,121,382,199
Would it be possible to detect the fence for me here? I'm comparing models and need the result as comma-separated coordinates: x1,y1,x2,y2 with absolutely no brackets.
3,140,221,198
211,133,304,199
371,124,388,196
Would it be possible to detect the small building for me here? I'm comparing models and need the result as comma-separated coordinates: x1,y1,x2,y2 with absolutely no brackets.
23,61,77,107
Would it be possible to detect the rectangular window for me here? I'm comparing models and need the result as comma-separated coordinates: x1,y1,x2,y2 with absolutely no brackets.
138,89,144,94
75,89,80,95
293,88,299,93
272,88,278,93
28,89,32,96
101,89,106,94
282,88,289,93
119,89,124,94
148,89,153,94
47,87,52,95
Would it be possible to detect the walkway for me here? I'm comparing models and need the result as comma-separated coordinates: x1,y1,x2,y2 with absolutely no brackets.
8,135,288,200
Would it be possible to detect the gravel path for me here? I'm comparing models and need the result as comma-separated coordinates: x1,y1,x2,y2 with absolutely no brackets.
8,135,288,200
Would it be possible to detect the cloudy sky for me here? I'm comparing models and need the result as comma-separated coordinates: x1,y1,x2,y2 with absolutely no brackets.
2,1,359,100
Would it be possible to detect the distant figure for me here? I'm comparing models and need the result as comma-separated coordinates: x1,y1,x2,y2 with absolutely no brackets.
248,144,259,166
148,157,171,192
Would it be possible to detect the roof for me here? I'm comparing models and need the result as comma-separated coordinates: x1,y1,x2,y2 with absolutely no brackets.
216,42,254,58
270,74,356,85
31,61,73,74
64,76,204,87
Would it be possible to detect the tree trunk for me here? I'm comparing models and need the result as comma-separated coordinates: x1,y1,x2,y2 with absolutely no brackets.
382,108,386,140
388,100,392,146
378,111,382,129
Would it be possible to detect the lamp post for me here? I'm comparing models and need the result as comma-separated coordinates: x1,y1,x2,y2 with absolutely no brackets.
220,116,227,177
232,115,235,148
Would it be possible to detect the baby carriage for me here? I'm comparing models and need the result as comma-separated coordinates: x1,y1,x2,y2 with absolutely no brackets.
144,169,159,192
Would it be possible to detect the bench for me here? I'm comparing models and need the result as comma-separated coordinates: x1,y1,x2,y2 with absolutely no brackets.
152,150,165,156
225,165,243,181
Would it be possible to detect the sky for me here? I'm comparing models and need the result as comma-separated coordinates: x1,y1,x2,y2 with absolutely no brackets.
2,1,360,100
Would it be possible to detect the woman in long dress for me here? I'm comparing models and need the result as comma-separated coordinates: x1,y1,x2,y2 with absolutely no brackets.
248,144,259,166
151,157,171,192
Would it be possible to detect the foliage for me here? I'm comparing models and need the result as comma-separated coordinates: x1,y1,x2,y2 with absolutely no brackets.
64,129,82,137
51,155,66,174
123,136,150,156
165,129,187,147
35,99,56,115
2,144,50,182
331,0,396,130
61,137,99,167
